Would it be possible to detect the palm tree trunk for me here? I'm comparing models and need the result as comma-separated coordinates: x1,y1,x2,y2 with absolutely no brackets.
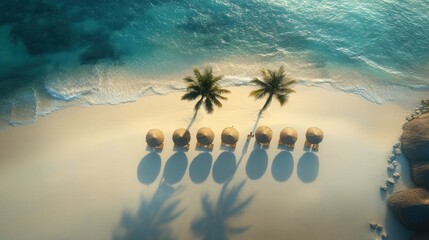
261,94,273,112
194,96,205,112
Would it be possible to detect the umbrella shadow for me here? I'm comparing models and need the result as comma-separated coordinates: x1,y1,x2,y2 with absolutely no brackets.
113,181,185,240
272,151,294,182
297,152,319,183
189,152,213,184
213,152,237,184
191,181,254,240
245,149,268,180
163,152,188,184
137,152,162,185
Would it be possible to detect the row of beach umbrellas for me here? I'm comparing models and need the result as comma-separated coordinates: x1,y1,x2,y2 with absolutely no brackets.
146,126,324,150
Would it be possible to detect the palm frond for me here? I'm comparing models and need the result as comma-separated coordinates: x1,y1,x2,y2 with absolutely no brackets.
181,91,200,101
193,68,203,82
212,87,230,94
181,66,229,113
276,94,288,106
183,76,196,84
208,94,223,108
213,93,228,100
250,66,296,112
187,85,202,92
212,75,223,83
287,88,296,93
203,66,213,76
211,97,223,108
249,89,268,99
204,98,214,113
194,97,204,111
279,88,295,94
278,65,285,76
280,79,296,87
250,78,268,88
260,68,270,81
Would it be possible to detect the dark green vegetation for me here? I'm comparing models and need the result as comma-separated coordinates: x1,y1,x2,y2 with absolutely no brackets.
249,66,296,112
181,67,230,113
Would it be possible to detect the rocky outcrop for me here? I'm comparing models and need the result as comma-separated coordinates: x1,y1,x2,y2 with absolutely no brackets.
411,164,429,190
401,114,429,165
401,113,429,188
406,100,429,121
411,231,429,240
387,100,429,237
387,188,429,231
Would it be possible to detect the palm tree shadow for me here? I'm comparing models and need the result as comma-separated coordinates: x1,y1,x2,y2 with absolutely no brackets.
191,181,254,240
235,110,262,168
212,109,261,185
297,152,319,183
113,181,185,240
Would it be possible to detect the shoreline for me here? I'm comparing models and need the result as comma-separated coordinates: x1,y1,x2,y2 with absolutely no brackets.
0,85,414,239
1,70,429,130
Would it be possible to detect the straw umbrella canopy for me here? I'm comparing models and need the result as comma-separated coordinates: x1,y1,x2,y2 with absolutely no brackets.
280,127,298,145
197,127,215,145
306,127,324,144
146,129,165,147
255,126,273,144
221,127,239,145
173,128,191,146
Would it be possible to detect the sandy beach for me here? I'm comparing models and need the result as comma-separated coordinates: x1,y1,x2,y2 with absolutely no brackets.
0,85,415,240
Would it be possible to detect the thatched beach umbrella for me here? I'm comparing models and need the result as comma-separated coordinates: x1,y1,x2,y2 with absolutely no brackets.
255,126,273,146
146,129,165,148
197,127,215,147
305,127,324,150
221,127,239,147
279,127,298,147
173,128,191,147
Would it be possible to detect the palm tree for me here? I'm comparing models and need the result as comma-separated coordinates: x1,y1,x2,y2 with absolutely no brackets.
181,66,230,114
249,66,296,112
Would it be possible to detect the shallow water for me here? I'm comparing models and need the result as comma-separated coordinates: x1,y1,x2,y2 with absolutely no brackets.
1,0,428,127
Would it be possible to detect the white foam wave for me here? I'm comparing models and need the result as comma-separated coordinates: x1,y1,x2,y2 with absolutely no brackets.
6,89,37,127
336,47,406,77
406,84,429,90
1,67,428,130
45,65,103,101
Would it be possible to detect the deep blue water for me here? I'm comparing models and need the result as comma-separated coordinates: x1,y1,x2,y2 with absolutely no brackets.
0,0,428,126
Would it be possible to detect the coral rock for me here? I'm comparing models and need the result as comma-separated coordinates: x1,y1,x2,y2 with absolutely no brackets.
387,188,429,231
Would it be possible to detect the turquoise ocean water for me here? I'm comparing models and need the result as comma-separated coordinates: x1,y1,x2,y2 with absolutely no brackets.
0,0,428,127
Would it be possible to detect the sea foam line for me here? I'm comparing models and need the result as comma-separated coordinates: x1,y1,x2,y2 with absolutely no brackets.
1,73,427,130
